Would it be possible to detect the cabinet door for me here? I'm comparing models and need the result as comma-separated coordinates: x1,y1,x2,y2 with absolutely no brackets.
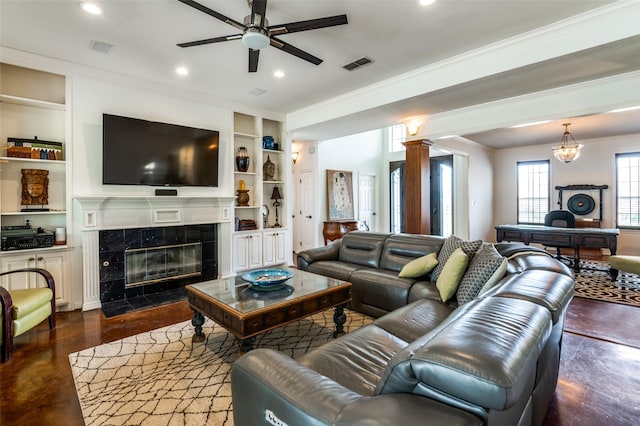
263,232,276,266
247,233,263,269
234,235,251,271
263,231,287,266
0,253,35,290
37,251,68,306
274,231,287,264
234,233,262,271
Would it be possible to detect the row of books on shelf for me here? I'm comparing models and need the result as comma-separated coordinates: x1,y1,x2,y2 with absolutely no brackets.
6,137,63,160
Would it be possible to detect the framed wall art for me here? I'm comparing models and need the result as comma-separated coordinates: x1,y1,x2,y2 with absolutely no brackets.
326,169,355,220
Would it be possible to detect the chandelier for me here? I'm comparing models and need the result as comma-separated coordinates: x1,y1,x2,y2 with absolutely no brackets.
552,123,583,163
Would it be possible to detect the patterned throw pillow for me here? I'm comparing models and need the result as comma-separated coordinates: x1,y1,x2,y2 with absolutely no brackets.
435,248,469,302
430,235,482,283
456,244,507,305
398,252,438,278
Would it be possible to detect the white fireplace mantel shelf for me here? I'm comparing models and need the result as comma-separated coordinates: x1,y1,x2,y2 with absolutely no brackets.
74,195,235,230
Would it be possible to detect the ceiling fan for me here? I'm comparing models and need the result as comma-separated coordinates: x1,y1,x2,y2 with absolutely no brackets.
176,0,348,72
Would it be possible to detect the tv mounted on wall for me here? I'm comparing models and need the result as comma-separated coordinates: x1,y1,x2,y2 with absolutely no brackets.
102,113,219,187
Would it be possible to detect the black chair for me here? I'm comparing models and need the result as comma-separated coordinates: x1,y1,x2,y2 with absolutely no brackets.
544,210,576,265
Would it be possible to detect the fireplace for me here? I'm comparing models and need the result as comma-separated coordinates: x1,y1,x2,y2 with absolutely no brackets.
99,224,217,304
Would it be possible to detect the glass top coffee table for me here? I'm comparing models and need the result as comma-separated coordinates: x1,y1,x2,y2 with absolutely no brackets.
185,267,352,352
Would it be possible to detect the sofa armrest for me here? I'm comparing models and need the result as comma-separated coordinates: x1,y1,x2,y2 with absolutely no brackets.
335,394,482,426
232,348,362,426
297,240,341,270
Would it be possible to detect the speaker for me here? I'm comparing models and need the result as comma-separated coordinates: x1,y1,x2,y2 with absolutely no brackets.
155,189,178,196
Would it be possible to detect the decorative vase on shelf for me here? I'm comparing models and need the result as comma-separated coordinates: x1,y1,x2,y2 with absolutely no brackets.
236,189,250,206
263,155,275,181
236,147,250,172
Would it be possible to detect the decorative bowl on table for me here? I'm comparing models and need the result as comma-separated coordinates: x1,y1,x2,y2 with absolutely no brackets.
241,269,294,289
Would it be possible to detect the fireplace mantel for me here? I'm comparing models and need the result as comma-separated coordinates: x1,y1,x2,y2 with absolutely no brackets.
74,195,235,230
74,195,235,311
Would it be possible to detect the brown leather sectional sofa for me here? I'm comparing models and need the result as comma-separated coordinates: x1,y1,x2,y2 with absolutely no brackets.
231,232,575,426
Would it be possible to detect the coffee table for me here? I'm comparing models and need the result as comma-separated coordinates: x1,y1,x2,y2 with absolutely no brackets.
185,267,352,352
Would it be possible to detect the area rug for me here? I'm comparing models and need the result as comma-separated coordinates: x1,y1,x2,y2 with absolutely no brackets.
574,260,640,307
69,309,372,426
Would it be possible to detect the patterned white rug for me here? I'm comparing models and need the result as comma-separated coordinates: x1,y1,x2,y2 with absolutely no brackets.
69,309,372,426
574,260,640,307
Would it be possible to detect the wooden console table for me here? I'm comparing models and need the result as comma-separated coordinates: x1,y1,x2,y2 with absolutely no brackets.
323,221,359,245
495,224,619,272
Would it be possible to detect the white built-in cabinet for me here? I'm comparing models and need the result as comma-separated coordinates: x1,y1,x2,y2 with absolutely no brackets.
0,62,73,310
233,232,263,271
232,112,290,272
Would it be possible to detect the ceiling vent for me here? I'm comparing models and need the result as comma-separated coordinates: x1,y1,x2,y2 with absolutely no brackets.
249,88,267,96
342,56,374,71
89,40,114,55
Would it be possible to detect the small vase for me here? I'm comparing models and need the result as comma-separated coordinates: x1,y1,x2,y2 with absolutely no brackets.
236,147,250,172
236,189,250,206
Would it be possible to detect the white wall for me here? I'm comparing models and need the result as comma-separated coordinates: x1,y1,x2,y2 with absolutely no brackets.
70,76,234,198
494,133,640,254
315,130,384,245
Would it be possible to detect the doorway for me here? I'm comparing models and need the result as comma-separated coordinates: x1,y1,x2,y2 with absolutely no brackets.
358,174,376,231
389,156,454,235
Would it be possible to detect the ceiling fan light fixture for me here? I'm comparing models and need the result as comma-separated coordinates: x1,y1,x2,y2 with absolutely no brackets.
242,27,270,50
552,123,583,163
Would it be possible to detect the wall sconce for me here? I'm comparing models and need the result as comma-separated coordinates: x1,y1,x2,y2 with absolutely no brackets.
292,151,299,164
401,115,427,137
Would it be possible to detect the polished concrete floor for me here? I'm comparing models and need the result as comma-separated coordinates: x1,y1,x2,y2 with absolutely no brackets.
1,295,639,425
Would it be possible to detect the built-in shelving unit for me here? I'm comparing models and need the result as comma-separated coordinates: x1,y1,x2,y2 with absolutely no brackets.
232,112,289,271
0,62,72,310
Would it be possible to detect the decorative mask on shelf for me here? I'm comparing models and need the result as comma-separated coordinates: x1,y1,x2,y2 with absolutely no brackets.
263,155,275,181
21,168,49,207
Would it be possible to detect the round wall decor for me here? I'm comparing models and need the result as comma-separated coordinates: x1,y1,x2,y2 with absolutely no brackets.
567,193,596,215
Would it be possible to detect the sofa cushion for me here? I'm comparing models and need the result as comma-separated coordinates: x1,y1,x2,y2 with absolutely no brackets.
407,281,450,305
306,260,368,281
398,252,438,278
299,324,407,397
436,248,468,302
431,235,482,283
376,297,552,411
338,232,388,269
380,234,444,272
350,269,415,314
373,299,454,343
456,244,507,305
483,270,575,324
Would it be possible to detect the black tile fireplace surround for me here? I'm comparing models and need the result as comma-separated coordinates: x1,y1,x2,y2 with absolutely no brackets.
99,224,217,317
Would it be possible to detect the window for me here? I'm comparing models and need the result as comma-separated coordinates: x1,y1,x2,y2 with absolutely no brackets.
616,152,640,229
389,124,406,152
517,160,550,224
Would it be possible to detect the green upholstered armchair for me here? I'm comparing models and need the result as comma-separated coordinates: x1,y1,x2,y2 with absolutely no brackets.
0,268,56,363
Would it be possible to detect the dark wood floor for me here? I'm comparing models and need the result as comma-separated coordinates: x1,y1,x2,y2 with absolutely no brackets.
1,288,639,425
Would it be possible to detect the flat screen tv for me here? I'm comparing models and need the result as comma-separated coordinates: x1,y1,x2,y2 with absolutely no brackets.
102,113,219,187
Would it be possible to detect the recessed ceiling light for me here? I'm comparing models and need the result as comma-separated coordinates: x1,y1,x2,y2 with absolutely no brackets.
509,120,552,128
175,66,189,76
607,105,640,113
419,0,437,6
80,2,102,15
273,70,285,78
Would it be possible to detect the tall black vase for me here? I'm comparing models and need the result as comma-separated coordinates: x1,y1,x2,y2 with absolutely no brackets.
236,147,250,172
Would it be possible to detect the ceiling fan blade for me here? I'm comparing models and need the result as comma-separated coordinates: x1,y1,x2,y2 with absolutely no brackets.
249,49,260,73
251,0,268,27
177,0,246,31
270,37,322,65
177,34,242,48
268,14,348,35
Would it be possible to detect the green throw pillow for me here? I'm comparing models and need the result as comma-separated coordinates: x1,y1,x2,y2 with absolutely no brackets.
435,248,468,302
431,235,482,283
398,252,439,278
